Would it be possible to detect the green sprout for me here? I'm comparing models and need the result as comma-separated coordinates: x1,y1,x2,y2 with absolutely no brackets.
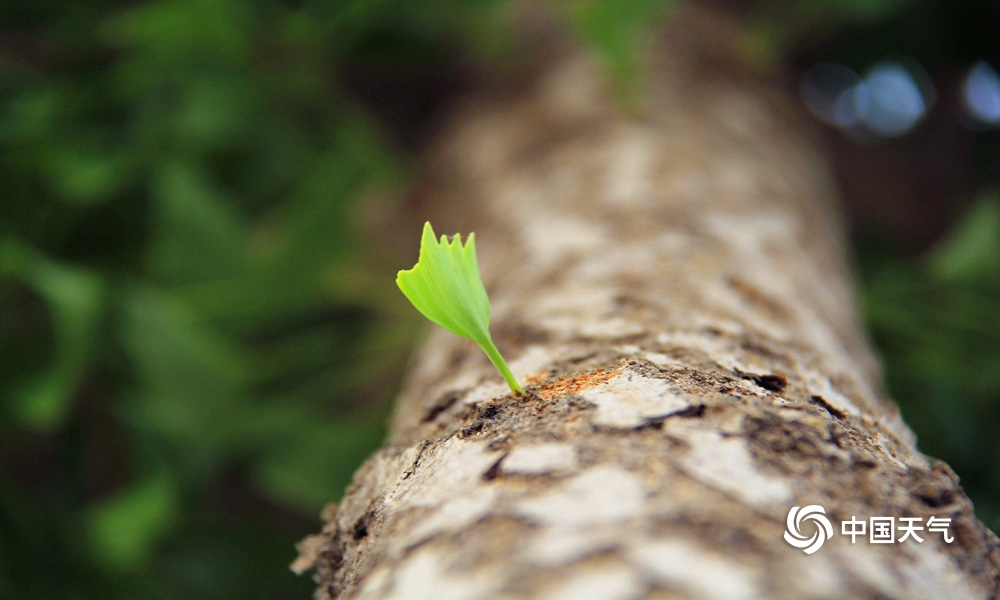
397,222,523,394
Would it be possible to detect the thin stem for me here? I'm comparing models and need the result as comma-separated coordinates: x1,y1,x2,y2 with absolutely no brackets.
479,336,523,394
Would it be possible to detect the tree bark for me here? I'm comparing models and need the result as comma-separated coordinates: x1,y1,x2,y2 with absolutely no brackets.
294,8,1000,599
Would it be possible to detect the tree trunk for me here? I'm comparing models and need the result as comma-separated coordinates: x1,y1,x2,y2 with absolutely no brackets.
294,8,1000,599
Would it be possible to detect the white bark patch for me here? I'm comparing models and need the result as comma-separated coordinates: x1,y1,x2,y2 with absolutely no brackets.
876,433,909,471
405,490,499,547
527,526,625,567
641,351,685,370
782,552,844,599
833,545,907,600
656,330,763,374
391,439,499,507
508,345,564,381
539,56,604,121
603,125,655,209
462,381,511,406
514,466,644,528
687,313,748,337
701,209,798,265
699,210,802,337
535,306,646,341
389,439,501,546
515,209,609,270
373,548,503,600
678,429,792,508
541,564,645,600
897,540,986,600
533,286,624,339
354,565,392,598
796,306,858,372
569,244,659,280
629,539,759,600
436,366,491,398
578,316,648,339
577,372,690,428
502,443,578,475
704,280,795,342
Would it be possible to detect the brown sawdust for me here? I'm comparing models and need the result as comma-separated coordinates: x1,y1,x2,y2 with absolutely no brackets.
533,367,623,399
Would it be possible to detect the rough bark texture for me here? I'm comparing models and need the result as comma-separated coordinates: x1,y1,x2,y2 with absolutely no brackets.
295,9,1000,600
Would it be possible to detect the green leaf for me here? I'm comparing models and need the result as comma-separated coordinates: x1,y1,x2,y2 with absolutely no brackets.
567,0,677,104
120,284,248,460
0,240,104,430
43,135,134,206
396,222,522,393
252,418,385,512
87,470,180,573
148,161,250,284
927,194,1000,284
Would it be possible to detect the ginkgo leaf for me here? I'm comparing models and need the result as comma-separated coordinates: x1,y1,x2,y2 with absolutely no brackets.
397,222,523,393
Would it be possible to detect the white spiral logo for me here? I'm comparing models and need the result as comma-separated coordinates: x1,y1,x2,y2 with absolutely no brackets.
784,505,833,554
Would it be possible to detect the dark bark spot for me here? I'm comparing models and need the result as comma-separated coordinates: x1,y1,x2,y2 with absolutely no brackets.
743,413,836,467
486,436,513,452
673,403,707,418
482,453,508,481
402,440,432,480
635,418,665,431
460,422,484,437
909,466,959,508
523,391,542,404
613,292,646,308
750,374,787,392
351,512,374,542
479,404,501,420
351,518,368,541
636,404,706,431
915,488,956,508
688,371,713,386
566,351,598,364
320,548,343,570
740,340,787,361
808,395,846,420
422,392,460,422
459,403,507,437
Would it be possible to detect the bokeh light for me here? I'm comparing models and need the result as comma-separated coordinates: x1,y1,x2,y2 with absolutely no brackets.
963,60,1000,125
802,60,932,138
860,62,929,136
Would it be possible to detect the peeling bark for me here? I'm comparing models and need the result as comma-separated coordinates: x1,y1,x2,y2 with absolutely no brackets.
295,8,1000,600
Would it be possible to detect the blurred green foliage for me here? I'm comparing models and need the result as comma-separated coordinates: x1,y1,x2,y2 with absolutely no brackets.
565,0,677,102
861,194,1000,530
0,0,458,597
1,0,998,598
